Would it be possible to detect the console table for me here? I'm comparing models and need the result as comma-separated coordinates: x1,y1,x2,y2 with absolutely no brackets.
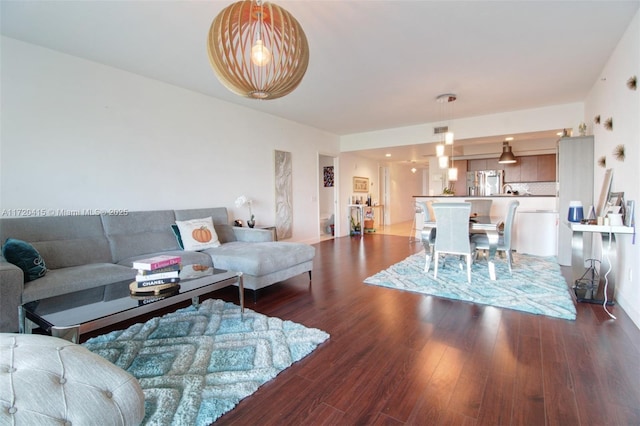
568,222,635,304
348,204,384,235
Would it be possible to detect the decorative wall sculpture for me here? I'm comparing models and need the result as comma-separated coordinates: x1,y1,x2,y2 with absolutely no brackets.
274,150,293,239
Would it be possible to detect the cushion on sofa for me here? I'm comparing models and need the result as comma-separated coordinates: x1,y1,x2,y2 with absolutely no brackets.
175,217,221,251
101,210,180,262
202,242,315,276
20,263,136,304
174,208,236,244
170,224,184,249
0,216,112,269
2,238,47,282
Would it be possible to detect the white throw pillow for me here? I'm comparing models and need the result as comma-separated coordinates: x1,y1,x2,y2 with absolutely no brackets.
175,217,221,251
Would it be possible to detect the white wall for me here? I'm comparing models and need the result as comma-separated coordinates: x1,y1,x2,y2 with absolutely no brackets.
340,103,584,151
389,163,422,224
584,10,640,328
0,37,339,243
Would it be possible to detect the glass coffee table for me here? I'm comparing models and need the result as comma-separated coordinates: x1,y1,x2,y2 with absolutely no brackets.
19,265,243,343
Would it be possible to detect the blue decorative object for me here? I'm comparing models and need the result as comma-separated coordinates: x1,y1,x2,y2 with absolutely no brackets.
568,201,584,223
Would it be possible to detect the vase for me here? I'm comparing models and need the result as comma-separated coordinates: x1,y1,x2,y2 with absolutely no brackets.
247,219,255,228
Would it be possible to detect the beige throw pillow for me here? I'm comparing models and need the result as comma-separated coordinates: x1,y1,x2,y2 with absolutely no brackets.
175,217,220,251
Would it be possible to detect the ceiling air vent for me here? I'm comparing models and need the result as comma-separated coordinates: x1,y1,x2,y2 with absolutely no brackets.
434,126,449,135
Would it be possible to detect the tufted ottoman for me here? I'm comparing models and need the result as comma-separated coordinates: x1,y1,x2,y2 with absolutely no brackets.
0,333,145,425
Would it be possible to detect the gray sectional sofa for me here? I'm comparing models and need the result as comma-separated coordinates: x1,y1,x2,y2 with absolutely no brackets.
0,207,315,332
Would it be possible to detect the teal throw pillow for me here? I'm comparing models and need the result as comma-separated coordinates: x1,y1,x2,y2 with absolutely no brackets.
171,224,185,249
2,238,47,282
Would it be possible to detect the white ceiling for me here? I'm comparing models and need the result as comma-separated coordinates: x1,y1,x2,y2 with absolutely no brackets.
2,0,638,163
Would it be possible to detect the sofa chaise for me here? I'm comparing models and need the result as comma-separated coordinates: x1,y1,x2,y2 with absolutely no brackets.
0,207,315,332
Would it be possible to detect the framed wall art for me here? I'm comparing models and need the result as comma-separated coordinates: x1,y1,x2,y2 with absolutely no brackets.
608,192,624,210
323,166,334,187
274,150,293,239
353,176,369,193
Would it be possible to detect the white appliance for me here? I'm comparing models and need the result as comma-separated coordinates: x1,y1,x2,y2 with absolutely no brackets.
467,170,504,196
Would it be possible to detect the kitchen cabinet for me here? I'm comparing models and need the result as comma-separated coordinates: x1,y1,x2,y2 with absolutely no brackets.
467,159,487,171
467,158,503,171
537,154,556,181
485,158,501,171
503,162,520,182
502,154,556,182
519,156,538,181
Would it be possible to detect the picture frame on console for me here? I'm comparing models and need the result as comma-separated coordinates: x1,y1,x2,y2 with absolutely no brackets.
353,176,369,193
625,200,635,227
607,192,625,214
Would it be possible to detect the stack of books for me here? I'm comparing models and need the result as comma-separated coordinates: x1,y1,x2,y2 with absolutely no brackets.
129,255,182,294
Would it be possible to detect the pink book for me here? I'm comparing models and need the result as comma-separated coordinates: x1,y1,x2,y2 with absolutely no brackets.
132,255,181,271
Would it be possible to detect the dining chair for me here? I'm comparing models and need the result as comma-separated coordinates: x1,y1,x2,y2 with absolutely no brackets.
465,199,493,217
418,201,436,272
472,200,520,274
409,200,423,243
432,202,476,283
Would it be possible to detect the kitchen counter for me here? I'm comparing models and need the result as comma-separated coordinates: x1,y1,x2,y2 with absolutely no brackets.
413,195,556,216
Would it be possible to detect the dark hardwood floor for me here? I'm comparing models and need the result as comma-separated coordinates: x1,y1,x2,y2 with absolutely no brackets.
89,234,640,425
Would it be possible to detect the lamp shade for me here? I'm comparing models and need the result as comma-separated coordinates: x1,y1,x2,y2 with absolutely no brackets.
498,142,517,164
207,0,309,100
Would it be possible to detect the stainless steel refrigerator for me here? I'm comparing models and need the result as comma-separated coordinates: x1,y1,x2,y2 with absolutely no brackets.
466,170,504,196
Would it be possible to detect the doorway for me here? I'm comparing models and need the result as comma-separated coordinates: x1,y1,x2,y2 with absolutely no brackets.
380,166,390,225
318,154,337,240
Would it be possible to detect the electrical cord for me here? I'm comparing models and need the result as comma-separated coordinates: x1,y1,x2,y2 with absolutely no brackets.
602,229,617,320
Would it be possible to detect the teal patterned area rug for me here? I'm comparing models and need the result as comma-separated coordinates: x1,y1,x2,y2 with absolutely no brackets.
364,251,576,321
83,299,329,425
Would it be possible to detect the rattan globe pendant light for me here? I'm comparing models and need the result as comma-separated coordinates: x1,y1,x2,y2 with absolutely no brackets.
207,0,309,100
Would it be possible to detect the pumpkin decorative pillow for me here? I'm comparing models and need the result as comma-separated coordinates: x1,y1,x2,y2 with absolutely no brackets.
175,217,221,251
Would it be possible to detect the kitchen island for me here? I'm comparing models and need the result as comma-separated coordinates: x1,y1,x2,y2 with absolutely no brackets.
413,195,557,256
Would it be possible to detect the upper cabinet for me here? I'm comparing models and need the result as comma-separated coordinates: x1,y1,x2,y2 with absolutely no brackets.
504,154,556,182
519,156,538,181
503,162,520,182
468,154,556,182
467,159,487,171
536,154,556,181
467,158,503,171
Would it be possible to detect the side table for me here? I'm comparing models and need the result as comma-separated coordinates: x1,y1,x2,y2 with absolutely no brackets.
568,222,635,304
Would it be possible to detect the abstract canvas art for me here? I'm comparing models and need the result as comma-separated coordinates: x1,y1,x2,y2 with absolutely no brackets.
275,150,293,239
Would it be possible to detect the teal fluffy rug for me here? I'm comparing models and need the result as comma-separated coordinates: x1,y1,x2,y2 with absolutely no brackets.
364,251,576,320
83,299,329,425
